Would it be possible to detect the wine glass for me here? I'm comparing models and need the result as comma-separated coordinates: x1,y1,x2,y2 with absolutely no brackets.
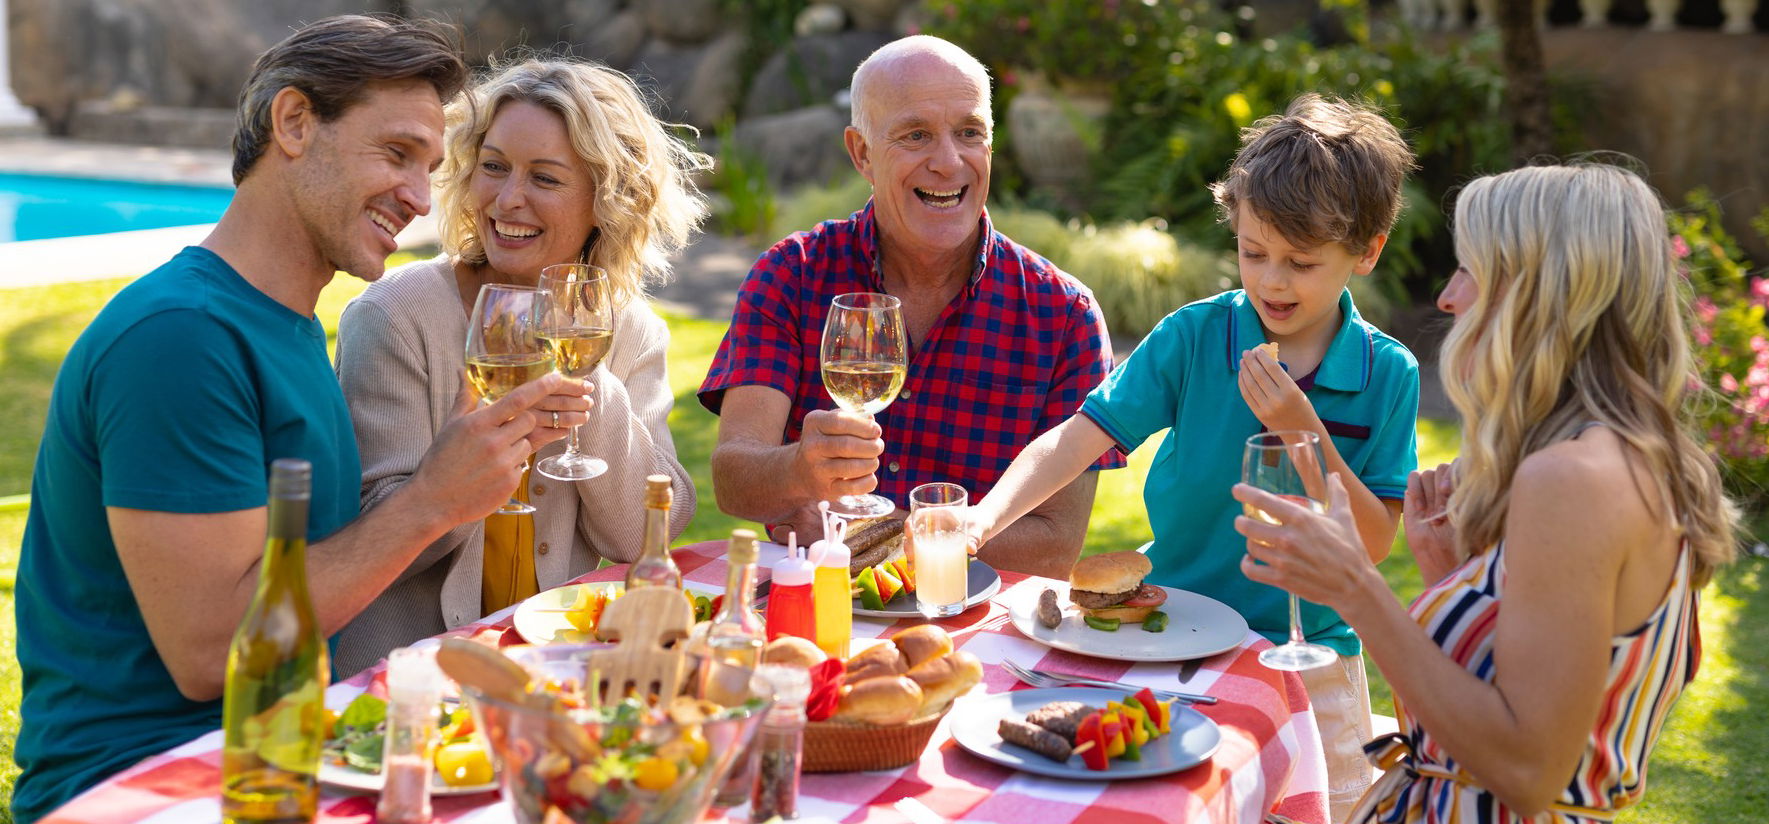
819,292,908,518
533,264,615,482
465,283,550,514
1242,430,1337,671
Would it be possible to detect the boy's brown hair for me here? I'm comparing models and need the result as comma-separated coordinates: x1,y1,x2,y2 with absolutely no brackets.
1211,93,1416,254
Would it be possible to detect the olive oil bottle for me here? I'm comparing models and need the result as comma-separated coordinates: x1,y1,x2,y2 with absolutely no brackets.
221,459,328,823
625,474,682,590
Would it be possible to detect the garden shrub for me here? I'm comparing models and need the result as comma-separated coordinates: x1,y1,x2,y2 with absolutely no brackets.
1675,189,1769,511
925,4,1594,302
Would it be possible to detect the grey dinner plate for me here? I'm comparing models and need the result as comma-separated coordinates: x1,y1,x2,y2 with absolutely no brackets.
950,687,1222,780
851,559,1002,618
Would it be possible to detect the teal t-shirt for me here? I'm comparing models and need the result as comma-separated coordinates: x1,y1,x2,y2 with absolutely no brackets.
12,247,360,823
1080,288,1418,654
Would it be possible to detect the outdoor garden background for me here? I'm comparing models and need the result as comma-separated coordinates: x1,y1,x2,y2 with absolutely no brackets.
2,0,1767,821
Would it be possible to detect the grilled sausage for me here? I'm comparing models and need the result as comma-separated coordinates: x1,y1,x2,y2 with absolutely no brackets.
1024,700,1092,742
998,718,1073,762
1036,588,1063,629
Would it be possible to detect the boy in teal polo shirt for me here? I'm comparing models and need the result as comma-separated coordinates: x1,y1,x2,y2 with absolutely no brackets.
971,94,1419,818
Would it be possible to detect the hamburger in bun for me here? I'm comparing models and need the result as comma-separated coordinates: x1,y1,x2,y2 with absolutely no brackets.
1067,551,1167,623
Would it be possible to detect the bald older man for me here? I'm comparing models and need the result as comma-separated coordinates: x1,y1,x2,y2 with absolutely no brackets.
699,35,1122,578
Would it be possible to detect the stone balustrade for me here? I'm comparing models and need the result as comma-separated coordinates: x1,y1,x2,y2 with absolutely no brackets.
1400,0,1764,33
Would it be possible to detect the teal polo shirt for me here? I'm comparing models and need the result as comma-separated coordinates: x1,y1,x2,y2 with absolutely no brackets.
1080,288,1418,654
13,247,360,823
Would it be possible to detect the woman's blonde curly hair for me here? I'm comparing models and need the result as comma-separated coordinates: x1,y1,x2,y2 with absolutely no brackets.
437,57,711,304
1441,162,1737,584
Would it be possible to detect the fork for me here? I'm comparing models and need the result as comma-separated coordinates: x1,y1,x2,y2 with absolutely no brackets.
1001,659,1218,705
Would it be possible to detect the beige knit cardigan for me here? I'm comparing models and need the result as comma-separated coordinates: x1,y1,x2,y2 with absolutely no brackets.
331,254,695,675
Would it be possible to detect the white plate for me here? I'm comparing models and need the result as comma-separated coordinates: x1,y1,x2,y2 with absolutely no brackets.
1007,581,1249,662
951,687,1221,780
513,582,726,644
319,761,498,796
511,581,625,644
852,560,1002,618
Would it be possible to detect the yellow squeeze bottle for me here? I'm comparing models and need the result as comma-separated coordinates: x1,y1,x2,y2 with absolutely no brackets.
808,504,852,659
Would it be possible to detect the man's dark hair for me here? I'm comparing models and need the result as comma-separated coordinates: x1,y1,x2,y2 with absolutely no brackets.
230,14,467,185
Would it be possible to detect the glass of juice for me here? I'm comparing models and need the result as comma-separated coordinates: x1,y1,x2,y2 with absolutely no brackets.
908,482,968,618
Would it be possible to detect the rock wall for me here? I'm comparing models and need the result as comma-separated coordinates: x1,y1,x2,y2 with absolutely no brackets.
7,0,913,187
11,1,1762,246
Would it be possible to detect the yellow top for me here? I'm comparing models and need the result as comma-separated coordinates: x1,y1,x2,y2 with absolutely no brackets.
481,466,538,613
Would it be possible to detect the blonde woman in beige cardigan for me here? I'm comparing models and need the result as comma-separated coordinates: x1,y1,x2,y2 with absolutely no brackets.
333,58,708,675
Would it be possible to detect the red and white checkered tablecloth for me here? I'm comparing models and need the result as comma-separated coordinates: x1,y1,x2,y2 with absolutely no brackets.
45,542,1328,824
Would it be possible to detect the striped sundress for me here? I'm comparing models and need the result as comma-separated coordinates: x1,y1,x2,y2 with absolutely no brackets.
1370,541,1699,823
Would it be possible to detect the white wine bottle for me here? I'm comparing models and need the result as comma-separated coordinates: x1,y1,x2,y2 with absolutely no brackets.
706,530,765,673
625,474,682,590
221,459,328,824
708,529,766,807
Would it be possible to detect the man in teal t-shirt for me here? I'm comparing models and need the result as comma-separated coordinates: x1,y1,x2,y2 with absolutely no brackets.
12,18,589,822
14,247,363,815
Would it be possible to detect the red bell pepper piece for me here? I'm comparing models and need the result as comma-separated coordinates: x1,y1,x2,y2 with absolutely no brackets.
1075,711,1109,771
1133,687,1170,735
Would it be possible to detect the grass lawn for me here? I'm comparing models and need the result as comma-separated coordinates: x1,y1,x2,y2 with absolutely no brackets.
1,272,1765,821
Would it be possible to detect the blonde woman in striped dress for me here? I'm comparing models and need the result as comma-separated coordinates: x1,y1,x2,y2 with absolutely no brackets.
1232,162,1738,822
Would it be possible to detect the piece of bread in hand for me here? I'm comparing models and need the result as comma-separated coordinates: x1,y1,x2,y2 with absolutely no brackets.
761,636,827,669
906,651,983,715
890,624,954,669
1255,341,1279,360
843,640,906,683
833,675,924,725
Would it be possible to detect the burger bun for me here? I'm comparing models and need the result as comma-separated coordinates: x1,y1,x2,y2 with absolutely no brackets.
1068,551,1152,596
1080,602,1159,623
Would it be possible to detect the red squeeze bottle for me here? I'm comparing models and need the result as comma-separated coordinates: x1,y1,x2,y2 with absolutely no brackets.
766,538,818,643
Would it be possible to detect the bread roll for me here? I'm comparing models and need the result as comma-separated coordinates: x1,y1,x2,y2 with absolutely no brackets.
843,641,906,683
906,651,983,714
890,624,953,669
833,675,924,725
761,636,827,669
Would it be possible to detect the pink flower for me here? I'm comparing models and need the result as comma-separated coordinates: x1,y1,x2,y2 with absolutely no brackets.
1000,69,1017,87
1694,296,1719,324
1721,373,1740,393
1016,16,1030,33
1752,335,1769,354
1695,327,1713,346
1671,234,1691,259
1752,277,1769,307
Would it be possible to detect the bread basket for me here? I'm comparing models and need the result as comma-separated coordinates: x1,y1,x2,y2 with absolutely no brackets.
802,708,948,772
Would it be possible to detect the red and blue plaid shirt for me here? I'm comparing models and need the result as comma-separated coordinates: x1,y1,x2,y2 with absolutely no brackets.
699,200,1124,507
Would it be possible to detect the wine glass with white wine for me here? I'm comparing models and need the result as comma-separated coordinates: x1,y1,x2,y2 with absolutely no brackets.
1242,430,1337,671
533,263,614,482
465,283,551,514
820,292,908,518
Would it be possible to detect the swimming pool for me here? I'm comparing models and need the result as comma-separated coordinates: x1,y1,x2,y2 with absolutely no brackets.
0,172,233,242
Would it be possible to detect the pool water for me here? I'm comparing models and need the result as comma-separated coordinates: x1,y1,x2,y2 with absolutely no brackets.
0,172,233,242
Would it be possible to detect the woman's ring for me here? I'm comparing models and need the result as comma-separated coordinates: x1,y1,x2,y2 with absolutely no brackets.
551,411,561,429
